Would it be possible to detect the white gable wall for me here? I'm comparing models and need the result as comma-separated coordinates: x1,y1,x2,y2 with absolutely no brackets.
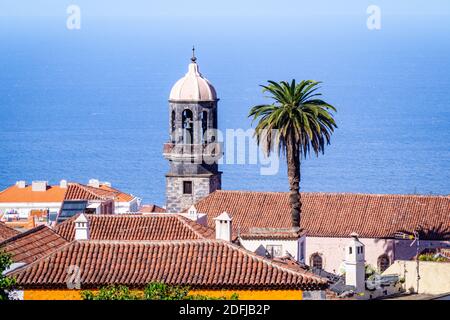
115,198,140,214
239,238,300,260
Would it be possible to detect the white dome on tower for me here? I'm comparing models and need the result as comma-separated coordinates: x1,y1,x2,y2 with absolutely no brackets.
169,49,217,102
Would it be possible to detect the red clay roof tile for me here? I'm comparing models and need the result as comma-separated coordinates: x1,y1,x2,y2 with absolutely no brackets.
64,183,117,201
9,240,328,290
98,184,135,202
0,225,68,264
54,214,215,241
0,222,20,241
139,204,166,213
193,191,450,240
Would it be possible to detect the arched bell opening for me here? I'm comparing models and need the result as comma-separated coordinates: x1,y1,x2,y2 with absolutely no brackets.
182,109,194,145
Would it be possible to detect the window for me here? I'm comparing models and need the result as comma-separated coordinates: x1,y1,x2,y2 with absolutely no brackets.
349,247,352,254
182,109,193,144
57,200,88,224
378,254,390,272
310,253,323,270
201,111,208,143
266,245,282,258
171,110,176,142
300,242,305,261
183,181,193,195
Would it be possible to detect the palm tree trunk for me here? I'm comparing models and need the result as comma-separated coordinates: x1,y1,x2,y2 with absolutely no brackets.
286,132,301,230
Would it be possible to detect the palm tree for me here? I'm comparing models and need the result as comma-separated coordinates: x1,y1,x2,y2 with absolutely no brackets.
249,80,337,229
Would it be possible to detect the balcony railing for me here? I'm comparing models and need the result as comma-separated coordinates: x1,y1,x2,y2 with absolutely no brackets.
163,142,222,159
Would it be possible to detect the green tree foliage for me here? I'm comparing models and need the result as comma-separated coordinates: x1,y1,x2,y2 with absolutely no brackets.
0,250,16,300
81,282,239,300
418,254,447,262
144,282,189,300
81,285,141,300
249,80,337,228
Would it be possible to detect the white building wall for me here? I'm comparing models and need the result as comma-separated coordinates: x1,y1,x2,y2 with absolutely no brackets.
384,260,450,295
114,198,139,214
305,237,395,274
0,202,62,219
239,238,300,260
305,236,450,274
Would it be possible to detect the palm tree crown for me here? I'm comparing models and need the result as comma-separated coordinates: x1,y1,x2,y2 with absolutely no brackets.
249,79,337,228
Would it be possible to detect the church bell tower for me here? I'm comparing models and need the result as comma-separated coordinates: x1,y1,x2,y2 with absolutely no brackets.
163,48,222,213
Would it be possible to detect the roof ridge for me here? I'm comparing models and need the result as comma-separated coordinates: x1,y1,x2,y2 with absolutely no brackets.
6,240,74,277
220,240,326,282
0,185,13,196
53,213,80,240
175,215,214,239
213,190,450,198
0,224,47,246
92,213,177,218
100,184,135,199
80,183,115,199
76,239,215,245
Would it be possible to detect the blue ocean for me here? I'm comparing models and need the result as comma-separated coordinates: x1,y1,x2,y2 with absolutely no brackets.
0,12,449,205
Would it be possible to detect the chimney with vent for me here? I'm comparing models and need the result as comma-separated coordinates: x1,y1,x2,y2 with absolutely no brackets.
344,232,366,294
74,213,90,240
60,179,68,189
31,181,47,192
214,212,232,242
16,181,26,188
88,179,100,188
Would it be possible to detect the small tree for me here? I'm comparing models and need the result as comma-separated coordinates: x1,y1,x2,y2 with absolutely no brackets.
81,282,239,300
81,285,141,300
144,282,189,300
0,250,16,300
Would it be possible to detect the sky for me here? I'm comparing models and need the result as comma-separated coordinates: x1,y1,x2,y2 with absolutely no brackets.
1,0,450,18
0,0,449,200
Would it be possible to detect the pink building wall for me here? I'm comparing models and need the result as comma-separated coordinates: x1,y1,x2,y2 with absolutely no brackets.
305,236,449,274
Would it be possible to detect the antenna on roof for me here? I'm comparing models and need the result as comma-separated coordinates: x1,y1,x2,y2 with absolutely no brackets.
191,45,197,63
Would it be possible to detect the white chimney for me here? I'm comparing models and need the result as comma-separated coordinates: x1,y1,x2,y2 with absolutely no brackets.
60,179,68,189
31,181,48,192
74,213,90,240
103,181,111,187
344,232,366,294
88,179,100,188
214,212,232,242
16,181,26,188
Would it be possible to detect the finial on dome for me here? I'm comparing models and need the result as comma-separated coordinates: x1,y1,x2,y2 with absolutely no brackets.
191,45,197,63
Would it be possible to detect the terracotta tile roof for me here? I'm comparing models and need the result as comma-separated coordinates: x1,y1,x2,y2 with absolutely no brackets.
64,183,117,201
139,204,166,213
0,225,68,264
9,240,328,290
98,184,135,202
193,191,450,240
54,214,215,241
272,255,310,272
0,222,20,241
0,182,135,204
0,185,66,203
